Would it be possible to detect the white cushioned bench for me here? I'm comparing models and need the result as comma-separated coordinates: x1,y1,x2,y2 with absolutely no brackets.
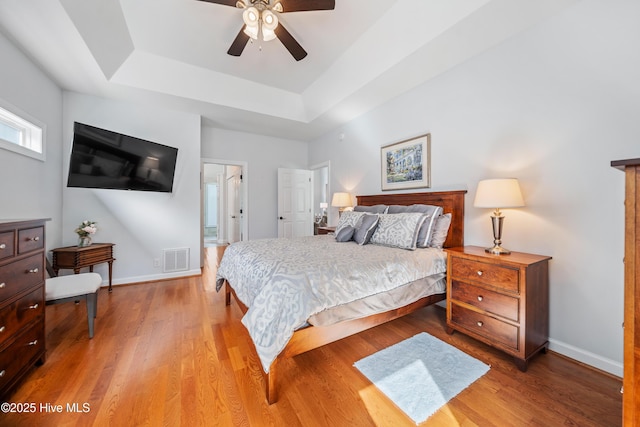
45,272,102,338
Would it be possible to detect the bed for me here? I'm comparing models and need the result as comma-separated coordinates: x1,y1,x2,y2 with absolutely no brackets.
216,190,466,403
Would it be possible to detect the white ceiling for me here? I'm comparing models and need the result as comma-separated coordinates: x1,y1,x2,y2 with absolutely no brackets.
0,0,577,141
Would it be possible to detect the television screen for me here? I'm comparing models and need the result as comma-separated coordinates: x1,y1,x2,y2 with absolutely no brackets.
67,122,178,193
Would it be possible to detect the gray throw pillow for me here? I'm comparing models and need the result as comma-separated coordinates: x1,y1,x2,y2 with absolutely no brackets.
385,204,443,247
335,211,364,235
335,225,355,242
370,212,428,250
354,204,387,214
353,213,379,245
428,213,452,249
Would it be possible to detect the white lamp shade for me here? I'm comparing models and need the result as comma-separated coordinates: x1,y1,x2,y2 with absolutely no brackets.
474,178,525,208
331,192,352,208
242,7,260,39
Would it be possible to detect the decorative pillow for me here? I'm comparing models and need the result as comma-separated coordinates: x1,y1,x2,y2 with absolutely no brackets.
384,204,443,247
353,213,379,245
334,211,364,235
354,204,388,214
335,225,355,242
370,213,428,250
428,213,452,249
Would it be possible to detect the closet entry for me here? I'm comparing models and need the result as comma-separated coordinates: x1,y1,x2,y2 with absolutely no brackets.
611,157,640,427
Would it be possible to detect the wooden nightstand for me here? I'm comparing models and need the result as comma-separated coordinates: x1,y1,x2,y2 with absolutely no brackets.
445,246,552,371
316,226,335,235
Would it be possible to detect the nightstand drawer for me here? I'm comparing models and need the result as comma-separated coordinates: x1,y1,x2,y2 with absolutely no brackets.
450,279,519,321
451,256,520,293
450,303,519,350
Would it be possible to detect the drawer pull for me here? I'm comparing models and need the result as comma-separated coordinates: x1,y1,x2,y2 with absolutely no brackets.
477,321,484,327
0,283,5,289
477,270,483,276
27,340,38,346
0,370,4,377
477,295,483,302
28,303,39,310
0,326,5,333
0,243,5,249
29,236,40,242
28,268,39,274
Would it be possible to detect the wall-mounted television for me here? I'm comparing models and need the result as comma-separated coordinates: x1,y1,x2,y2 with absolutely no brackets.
67,122,178,193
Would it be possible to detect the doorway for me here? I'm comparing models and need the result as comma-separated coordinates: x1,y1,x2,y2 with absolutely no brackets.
311,161,330,230
201,159,248,265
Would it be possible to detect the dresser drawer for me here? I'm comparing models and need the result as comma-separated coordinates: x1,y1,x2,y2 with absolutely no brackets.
0,287,44,348
18,227,44,254
0,322,44,392
450,279,519,321
450,303,519,350
0,254,44,304
0,231,15,261
451,256,520,293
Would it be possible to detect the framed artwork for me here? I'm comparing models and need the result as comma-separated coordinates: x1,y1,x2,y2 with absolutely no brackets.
381,133,431,191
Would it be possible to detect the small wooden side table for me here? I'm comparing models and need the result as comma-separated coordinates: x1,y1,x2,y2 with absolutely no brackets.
51,243,115,292
316,226,336,235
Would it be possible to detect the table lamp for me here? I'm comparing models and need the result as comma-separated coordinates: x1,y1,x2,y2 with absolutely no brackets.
474,178,525,255
331,192,352,217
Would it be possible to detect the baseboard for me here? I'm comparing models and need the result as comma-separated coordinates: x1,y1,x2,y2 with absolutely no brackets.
100,268,202,288
548,338,623,378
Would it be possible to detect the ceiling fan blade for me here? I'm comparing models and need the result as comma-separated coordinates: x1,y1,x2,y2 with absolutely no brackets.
196,0,239,6
275,24,307,61
227,27,250,56
279,0,335,12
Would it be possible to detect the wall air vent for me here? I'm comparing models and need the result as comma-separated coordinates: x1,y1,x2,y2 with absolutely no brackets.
163,248,189,273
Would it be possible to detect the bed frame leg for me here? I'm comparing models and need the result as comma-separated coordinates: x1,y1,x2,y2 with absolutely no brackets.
265,360,278,404
224,281,231,306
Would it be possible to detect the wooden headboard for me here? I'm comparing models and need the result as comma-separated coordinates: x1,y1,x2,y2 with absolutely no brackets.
356,190,466,248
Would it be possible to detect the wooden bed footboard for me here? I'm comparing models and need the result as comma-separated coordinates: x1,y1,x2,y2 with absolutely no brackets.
222,190,466,404
225,280,445,404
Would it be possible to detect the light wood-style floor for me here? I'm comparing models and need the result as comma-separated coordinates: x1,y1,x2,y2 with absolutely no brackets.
1,246,622,426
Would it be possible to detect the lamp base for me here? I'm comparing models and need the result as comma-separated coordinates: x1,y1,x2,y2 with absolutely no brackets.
485,244,511,255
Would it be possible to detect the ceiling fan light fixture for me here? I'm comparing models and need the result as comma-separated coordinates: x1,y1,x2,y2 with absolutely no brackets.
262,27,277,41
243,24,259,40
272,1,283,13
262,10,278,30
243,6,259,26
242,6,260,40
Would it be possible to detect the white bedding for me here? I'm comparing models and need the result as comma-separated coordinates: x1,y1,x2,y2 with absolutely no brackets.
215,235,447,372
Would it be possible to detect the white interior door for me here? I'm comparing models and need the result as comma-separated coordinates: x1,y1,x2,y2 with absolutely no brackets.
278,168,313,238
226,166,242,243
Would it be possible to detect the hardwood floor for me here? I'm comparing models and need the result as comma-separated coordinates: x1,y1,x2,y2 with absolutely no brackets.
1,246,622,426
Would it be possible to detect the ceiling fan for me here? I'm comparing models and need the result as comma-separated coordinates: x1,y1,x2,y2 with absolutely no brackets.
198,0,335,61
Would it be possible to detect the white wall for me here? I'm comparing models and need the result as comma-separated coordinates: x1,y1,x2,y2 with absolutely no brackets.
310,0,640,376
62,92,202,283
0,31,63,249
201,127,308,239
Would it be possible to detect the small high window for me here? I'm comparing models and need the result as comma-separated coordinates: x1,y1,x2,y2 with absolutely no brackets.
0,101,45,161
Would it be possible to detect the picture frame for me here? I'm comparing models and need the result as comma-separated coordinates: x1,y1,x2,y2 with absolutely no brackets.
381,133,431,191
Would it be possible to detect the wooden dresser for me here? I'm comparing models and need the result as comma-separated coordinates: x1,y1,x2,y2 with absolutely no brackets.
611,158,640,427
446,246,551,371
0,219,48,399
